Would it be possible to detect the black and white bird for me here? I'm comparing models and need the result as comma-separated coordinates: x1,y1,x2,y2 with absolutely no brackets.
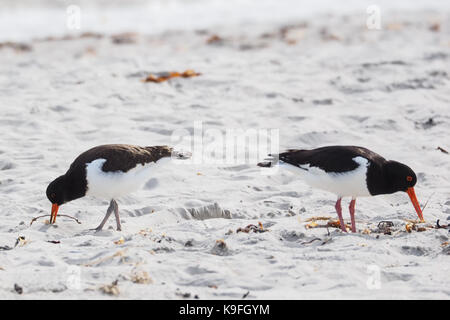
46,144,190,231
258,145,424,232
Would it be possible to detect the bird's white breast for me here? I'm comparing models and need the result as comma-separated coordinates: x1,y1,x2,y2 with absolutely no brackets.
280,156,371,198
85,158,170,199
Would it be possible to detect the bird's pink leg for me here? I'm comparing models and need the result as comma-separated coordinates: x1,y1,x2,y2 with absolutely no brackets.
349,198,356,233
335,197,347,232
92,200,114,232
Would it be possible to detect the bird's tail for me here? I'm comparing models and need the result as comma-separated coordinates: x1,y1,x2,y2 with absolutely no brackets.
257,154,278,168
172,150,192,160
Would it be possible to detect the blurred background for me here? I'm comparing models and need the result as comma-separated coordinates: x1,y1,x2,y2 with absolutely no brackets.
1,0,449,42
0,0,449,300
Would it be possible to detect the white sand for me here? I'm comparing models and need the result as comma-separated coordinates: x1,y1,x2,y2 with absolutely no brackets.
0,1,449,299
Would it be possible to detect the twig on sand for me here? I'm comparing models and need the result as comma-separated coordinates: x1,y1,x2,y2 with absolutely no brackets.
142,70,201,83
305,216,332,222
30,214,81,226
437,146,449,154
301,237,321,245
305,219,351,231
420,192,435,213
83,249,128,267
436,220,449,229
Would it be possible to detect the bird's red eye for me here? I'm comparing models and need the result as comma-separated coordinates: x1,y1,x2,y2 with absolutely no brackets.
406,176,413,182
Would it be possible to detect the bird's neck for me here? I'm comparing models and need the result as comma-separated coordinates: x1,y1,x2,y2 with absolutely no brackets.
366,162,395,196
64,172,88,202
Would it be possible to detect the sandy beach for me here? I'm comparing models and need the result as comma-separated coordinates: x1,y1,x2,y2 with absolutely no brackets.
0,1,449,299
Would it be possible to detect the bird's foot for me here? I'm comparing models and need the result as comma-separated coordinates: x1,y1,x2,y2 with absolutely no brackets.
90,226,103,232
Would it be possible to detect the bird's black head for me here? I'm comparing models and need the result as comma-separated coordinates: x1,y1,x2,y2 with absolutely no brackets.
46,175,68,206
385,161,417,192
384,160,424,222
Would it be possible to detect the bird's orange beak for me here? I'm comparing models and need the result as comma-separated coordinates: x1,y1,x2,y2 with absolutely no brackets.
406,187,424,222
50,203,59,224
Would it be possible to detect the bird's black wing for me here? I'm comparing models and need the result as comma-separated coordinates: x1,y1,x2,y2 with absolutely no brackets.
276,145,386,173
67,144,173,174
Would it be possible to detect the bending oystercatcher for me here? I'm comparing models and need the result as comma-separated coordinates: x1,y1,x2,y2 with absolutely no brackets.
46,144,190,231
258,145,424,232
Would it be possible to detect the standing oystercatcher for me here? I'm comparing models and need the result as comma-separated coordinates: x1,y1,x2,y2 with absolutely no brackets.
46,144,190,231
258,145,424,232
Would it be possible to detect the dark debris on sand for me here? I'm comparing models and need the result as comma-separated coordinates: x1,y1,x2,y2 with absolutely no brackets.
236,222,267,234
0,42,32,52
14,284,23,294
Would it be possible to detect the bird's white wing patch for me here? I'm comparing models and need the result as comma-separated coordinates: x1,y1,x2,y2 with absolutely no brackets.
85,158,165,199
279,156,371,197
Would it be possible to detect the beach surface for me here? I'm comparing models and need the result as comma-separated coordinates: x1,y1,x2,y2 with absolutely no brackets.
0,1,449,299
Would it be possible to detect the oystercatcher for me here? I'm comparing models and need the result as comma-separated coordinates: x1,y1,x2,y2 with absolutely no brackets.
46,144,190,231
258,145,424,232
